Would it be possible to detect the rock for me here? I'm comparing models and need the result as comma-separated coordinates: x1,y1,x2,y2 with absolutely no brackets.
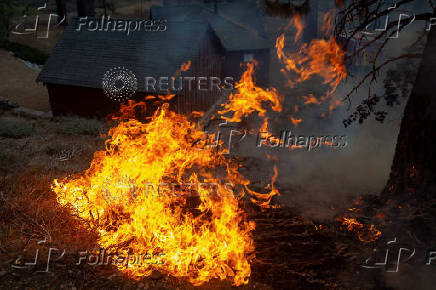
0,98,19,110
0,98,9,110
13,107,44,117
150,270,163,280
7,100,19,108
42,111,53,118
10,107,53,119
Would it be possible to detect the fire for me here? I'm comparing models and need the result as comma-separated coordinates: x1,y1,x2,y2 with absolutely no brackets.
180,60,191,72
409,165,416,178
50,11,352,286
218,60,282,124
290,116,302,127
52,44,287,286
175,60,192,76
52,101,265,285
340,217,382,243
276,34,346,96
289,14,304,43
303,94,321,105
245,164,280,208
275,12,347,113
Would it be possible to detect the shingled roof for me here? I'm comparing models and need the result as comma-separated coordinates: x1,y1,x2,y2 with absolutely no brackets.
37,17,211,92
150,4,270,51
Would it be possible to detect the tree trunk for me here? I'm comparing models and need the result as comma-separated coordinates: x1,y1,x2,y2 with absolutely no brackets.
382,26,436,201
77,0,95,17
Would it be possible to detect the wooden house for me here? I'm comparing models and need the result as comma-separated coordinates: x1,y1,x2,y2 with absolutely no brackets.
37,17,225,117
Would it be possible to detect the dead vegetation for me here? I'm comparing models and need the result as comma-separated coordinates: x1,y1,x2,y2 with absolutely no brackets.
0,111,393,289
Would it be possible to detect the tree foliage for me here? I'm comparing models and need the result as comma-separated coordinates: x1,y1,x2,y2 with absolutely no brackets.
0,0,22,45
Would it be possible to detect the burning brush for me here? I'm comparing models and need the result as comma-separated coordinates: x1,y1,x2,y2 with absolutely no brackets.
51,100,280,286
50,11,372,287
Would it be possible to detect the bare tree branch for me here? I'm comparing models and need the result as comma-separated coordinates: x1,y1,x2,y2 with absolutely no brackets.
343,53,422,102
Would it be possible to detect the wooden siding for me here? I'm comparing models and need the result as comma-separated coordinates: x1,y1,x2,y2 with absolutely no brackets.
177,28,224,114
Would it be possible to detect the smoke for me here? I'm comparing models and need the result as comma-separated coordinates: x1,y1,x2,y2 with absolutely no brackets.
231,74,406,219
231,7,427,218
197,0,428,219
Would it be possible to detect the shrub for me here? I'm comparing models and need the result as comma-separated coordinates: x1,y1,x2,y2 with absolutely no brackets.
58,117,103,135
3,42,49,65
0,150,14,170
0,118,33,138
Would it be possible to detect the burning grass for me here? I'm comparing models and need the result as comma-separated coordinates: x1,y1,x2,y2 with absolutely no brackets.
0,11,393,288
0,110,391,289
46,12,351,285
51,102,267,286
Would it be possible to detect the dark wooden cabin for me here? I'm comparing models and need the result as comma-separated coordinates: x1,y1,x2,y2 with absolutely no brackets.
151,2,271,87
37,17,225,118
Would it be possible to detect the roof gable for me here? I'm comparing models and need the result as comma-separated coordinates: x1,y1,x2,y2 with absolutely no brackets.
151,4,271,51
37,17,209,91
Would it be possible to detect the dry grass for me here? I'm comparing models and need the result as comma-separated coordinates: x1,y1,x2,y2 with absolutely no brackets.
0,113,277,289
0,112,105,257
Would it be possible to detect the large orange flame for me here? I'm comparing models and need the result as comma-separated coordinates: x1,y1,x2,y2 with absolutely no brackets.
276,12,347,113
50,11,354,287
52,101,261,286
218,61,282,124
276,34,346,96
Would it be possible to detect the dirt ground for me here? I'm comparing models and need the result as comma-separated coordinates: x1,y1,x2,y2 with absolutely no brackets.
0,111,369,289
1,109,433,289
0,49,50,112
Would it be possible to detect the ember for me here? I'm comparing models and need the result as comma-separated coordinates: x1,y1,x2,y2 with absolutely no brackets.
340,217,382,243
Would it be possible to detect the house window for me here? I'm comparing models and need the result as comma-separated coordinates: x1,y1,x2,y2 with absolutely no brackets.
243,53,254,62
